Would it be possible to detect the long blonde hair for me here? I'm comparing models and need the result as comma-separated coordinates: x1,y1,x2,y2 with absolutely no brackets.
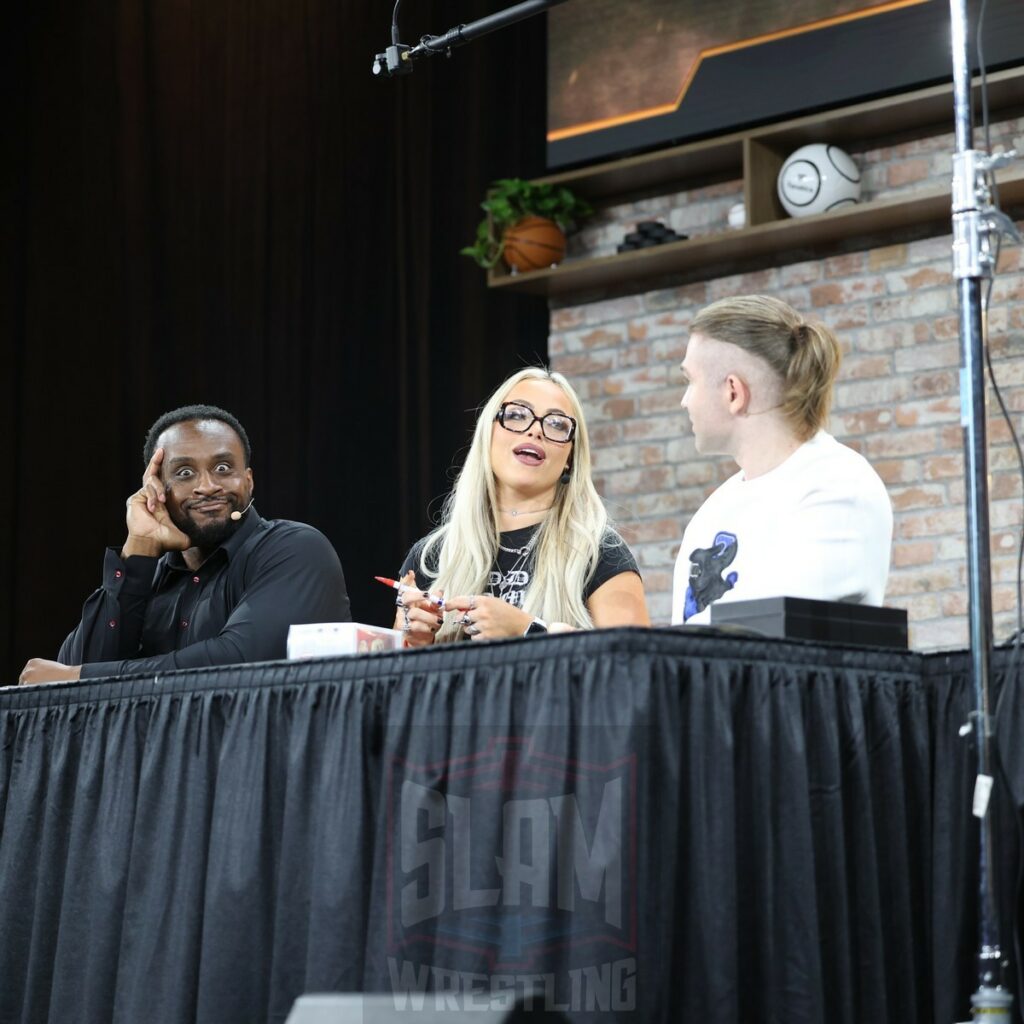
690,294,841,441
419,367,610,641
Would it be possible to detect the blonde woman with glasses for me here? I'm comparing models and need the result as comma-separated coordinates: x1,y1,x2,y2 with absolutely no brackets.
393,367,649,645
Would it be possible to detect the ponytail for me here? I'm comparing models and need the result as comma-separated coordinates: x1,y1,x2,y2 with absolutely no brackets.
781,321,841,440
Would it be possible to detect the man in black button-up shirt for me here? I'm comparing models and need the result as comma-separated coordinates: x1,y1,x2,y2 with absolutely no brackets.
19,404,351,684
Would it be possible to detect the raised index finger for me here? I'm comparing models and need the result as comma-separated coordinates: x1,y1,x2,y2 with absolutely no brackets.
142,446,167,511
142,446,165,482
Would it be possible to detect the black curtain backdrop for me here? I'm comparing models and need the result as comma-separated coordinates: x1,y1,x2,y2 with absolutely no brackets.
0,0,549,682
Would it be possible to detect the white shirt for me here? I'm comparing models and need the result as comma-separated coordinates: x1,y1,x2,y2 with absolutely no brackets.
671,431,893,625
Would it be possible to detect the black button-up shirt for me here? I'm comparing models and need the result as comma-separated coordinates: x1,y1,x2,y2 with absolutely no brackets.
60,510,351,679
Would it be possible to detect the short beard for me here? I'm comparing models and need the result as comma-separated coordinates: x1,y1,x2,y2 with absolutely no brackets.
183,517,240,550
170,502,244,551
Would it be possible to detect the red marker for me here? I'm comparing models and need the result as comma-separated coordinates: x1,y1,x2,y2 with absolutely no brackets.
374,576,446,610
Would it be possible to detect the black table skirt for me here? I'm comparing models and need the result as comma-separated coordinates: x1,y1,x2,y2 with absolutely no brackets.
0,628,1019,1023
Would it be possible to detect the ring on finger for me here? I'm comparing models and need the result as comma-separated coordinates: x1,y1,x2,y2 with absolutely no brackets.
465,624,480,636
458,613,473,627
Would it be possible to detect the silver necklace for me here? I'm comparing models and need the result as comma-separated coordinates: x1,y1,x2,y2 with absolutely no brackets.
499,504,553,519
491,530,539,603
498,525,541,557
498,540,532,555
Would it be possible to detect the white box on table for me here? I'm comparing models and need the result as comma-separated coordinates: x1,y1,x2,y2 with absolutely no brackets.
287,622,404,659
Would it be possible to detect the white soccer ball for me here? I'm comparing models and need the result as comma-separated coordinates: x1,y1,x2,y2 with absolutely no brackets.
776,143,862,218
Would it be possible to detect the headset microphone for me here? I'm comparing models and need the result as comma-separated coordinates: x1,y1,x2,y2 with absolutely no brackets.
231,499,255,522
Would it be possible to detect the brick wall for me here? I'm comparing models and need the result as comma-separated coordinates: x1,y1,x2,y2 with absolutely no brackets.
549,117,1024,650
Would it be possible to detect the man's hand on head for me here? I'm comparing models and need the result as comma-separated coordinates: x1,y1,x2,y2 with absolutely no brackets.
19,659,82,686
122,446,191,558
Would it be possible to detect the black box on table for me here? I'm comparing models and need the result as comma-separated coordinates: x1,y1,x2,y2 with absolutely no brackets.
710,596,908,649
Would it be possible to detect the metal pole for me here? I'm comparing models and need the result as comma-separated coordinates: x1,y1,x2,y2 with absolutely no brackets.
373,0,569,76
408,0,569,60
948,0,1011,1018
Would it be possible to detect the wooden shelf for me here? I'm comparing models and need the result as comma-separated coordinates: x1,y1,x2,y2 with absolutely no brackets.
488,170,1024,298
487,66,1024,298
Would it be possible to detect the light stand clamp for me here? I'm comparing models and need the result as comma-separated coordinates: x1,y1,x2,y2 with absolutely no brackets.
952,149,1023,280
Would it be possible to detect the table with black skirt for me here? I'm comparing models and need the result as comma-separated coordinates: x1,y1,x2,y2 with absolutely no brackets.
0,627,1020,1024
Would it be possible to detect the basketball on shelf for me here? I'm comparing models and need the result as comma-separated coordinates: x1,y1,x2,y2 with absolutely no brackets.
502,216,567,273
776,143,862,218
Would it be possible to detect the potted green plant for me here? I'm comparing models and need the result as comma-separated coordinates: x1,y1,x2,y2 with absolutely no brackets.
461,177,593,273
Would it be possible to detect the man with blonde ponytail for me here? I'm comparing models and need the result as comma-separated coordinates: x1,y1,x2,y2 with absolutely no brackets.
671,295,893,626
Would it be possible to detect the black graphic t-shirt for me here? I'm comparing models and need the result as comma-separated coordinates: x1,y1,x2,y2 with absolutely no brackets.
399,525,639,611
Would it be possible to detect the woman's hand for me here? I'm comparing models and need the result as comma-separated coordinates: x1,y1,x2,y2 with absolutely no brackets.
445,594,532,641
392,571,444,648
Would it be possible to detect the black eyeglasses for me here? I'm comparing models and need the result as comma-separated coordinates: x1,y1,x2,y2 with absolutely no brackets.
495,402,577,443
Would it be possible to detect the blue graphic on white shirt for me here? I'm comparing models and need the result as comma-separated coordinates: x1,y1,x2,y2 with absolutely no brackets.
684,531,739,621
